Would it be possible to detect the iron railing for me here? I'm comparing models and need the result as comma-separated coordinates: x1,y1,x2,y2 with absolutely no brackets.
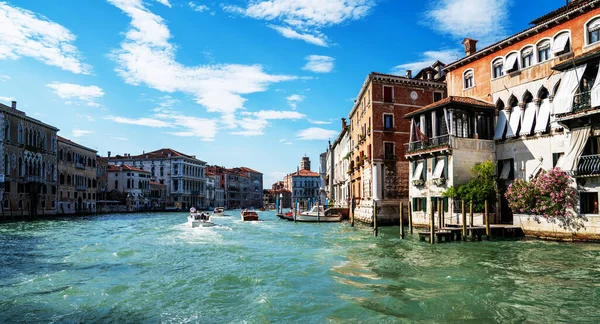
404,134,450,153
573,90,592,113
577,154,600,176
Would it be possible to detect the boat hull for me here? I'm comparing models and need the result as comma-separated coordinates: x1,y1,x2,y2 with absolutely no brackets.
294,214,342,222
241,211,259,221
188,216,215,227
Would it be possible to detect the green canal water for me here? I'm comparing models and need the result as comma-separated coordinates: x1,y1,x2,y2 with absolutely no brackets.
1,211,600,323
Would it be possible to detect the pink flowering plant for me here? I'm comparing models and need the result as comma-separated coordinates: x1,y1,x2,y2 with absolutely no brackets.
505,168,584,230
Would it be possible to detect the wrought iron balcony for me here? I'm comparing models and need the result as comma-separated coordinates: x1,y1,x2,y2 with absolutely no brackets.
573,90,592,113
405,134,450,154
577,154,600,176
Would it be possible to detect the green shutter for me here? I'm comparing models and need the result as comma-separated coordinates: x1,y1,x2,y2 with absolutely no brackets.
432,157,437,172
412,198,417,211
444,155,448,179
423,159,427,181
422,197,427,212
443,197,449,212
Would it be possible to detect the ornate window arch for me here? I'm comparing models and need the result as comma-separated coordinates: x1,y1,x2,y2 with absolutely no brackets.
463,69,474,89
586,16,600,45
491,57,504,79
521,46,534,68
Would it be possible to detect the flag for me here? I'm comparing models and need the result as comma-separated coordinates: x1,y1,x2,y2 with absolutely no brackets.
413,119,428,142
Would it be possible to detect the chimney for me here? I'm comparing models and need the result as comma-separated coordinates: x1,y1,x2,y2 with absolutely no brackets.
462,38,478,56
11,101,16,109
108,151,111,159
405,70,412,79
341,118,347,130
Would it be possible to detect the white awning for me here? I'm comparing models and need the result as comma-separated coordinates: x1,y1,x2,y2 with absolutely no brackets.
499,160,511,180
553,64,587,115
494,110,508,140
562,127,592,172
521,103,536,135
551,33,570,54
521,47,533,57
534,99,551,133
503,54,518,73
506,108,522,138
433,159,445,178
589,19,600,32
538,40,550,50
591,60,600,108
413,161,424,180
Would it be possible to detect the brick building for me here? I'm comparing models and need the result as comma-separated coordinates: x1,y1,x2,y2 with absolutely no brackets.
346,67,447,224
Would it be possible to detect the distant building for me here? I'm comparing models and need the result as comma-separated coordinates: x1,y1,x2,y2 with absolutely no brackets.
107,164,151,211
326,118,351,208
149,181,167,210
284,156,321,208
57,136,98,214
206,165,263,209
266,181,291,208
0,101,59,217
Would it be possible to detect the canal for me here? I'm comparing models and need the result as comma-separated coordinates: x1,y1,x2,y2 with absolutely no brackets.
1,211,599,323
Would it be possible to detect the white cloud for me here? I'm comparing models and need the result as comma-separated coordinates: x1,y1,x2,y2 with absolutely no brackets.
106,116,173,128
254,110,305,120
223,0,376,46
108,0,295,135
155,0,171,7
297,127,337,140
279,138,286,142
0,75,9,82
0,2,91,74
286,93,303,109
46,83,104,104
269,25,327,47
264,171,287,187
390,49,460,75
72,129,93,137
233,110,305,136
425,0,511,45
188,2,209,12
110,136,129,141
308,119,331,125
285,142,293,145
0,96,14,103
303,55,334,73
77,114,96,121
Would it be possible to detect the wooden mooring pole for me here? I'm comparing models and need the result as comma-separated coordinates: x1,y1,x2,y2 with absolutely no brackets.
400,202,405,239
437,200,442,230
408,201,413,234
469,200,474,226
485,200,490,240
430,201,435,244
462,200,466,241
373,200,378,237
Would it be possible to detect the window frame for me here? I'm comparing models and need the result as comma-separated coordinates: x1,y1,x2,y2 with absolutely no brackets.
585,16,600,46
463,69,475,90
551,30,572,56
383,85,394,103
383,113,394,130
491,57,504,79
521,46,534,68
383,141,395,160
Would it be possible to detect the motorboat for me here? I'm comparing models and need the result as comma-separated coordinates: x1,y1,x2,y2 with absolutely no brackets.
295,205,342,222
241,209,259,221
212,207,226,217
188,207,215,227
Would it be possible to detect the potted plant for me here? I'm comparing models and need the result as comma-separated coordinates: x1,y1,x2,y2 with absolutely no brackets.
432,178,446,186
412,179,425,187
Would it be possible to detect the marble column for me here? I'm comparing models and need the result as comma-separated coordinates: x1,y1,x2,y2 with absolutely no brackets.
372,162,381,201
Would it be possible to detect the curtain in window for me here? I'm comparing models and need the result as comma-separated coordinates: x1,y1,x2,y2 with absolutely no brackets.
553,64,587,115
521,47,533,57
562,127,592,172
551,33,570,54
499,160,512,180
538,41,550,50
506,108,522,138
494,110,508,139
591,60,600,108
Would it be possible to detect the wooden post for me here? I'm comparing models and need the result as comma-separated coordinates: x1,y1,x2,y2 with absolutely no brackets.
408,201,413,234
437,200,442,229
462,200,466,241
430,201,435,244
469,200,474,226
400,202,405,239
485,200,490,240
373,200,378,237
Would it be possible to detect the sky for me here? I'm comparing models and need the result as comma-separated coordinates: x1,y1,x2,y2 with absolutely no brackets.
0,0,566,188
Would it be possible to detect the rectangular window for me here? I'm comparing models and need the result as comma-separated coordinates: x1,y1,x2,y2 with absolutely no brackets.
498,159,514,180
412,197,426,212
433,92,443,102
580,192,599,214
384,142,395,160
384,114,394,130
4,181,9,193
383,86,393,103
493,64,504,79
464,75,474,89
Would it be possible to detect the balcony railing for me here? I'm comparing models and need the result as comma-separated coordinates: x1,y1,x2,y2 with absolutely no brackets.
76,163,85,170
573,90,592,113
76,185,88,191
24,175,44,183
405,134,450,153
577,154,600,176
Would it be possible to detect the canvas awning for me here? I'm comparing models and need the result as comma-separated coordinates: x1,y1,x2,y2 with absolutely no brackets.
553,64,587,115
413,161,424,180
503,54,519,74
555,153,566,169
433,158,445,178
499,160,512,180
505,108,522,138
494,110,508,140
534,99,551,133
520,103,536,135
551,33,570,55
562,127,592,172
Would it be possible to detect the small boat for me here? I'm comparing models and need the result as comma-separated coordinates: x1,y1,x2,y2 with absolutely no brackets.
188,207,215,227
259,207,266,212
212,207,226,217
241,209,259,221
295,205,342,222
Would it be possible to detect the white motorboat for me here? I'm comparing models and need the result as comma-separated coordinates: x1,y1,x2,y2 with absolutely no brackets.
188,208,215,227
212,207,226,217
295,205,342,222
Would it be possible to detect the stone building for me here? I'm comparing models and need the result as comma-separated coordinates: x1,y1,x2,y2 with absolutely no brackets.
107,148,207,210
347,67,447,224
149,181,167,210
284,157,321,208
207,165,263,209
57,136,98,214
107,164,151,211
0,101,58,218
326,118,351,208
414,0,600,239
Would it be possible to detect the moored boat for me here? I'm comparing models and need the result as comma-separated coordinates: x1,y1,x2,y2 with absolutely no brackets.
212,207,226,217
295,205,342,222
241,209,259,221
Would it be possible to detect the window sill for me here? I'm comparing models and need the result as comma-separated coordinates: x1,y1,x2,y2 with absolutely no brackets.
582,42,600,52
463,86,476,91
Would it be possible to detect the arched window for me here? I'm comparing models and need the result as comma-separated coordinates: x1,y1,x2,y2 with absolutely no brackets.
18,157,23,176
587,17,600,45
523,91,533,104
552,31,571,56
492,58,504,79
115,180,119,189
538,87,549,100
537,40,551,62
521,46,534,68
4,119,10,142
160,166,164,177
463,69,474,89
504,52,519,73
18,124,23,143
60,172,64,185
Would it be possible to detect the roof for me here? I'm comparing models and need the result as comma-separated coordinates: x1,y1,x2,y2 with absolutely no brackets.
445,0,600,72
127,148,205,163
107,164,150,173
0,102,60,131
150,181,166,186
288,169,320,177
238,167,262,174
404,96,495,118
57,136,97,153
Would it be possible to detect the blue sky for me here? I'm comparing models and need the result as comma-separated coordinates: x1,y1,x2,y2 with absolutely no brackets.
0,0,565,187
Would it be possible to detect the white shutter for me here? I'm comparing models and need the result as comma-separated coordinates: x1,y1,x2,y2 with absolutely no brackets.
413,161,424,181
534,99,551,133
551,33,570,54
499,161,511,179
521,103,536,135
494,110,508,140
553,64,587,115
503,54,518,73
591,59,600,108
506,109,522,138
433,159,445,178
589,19,600,32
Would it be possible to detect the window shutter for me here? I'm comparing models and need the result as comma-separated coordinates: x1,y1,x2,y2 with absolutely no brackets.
423,159,427,181
422,198,427,212
444,155,448,179
432,157,437,171
444,197,449,212
412,198,417,211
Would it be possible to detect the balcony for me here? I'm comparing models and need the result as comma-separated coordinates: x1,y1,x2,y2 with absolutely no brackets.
576,155,600,177
191,190,201,195
76,163,85,170
405,135,450,154
573,90,592,113
76,185,88,191
24,144,42,153
24,175,44,183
